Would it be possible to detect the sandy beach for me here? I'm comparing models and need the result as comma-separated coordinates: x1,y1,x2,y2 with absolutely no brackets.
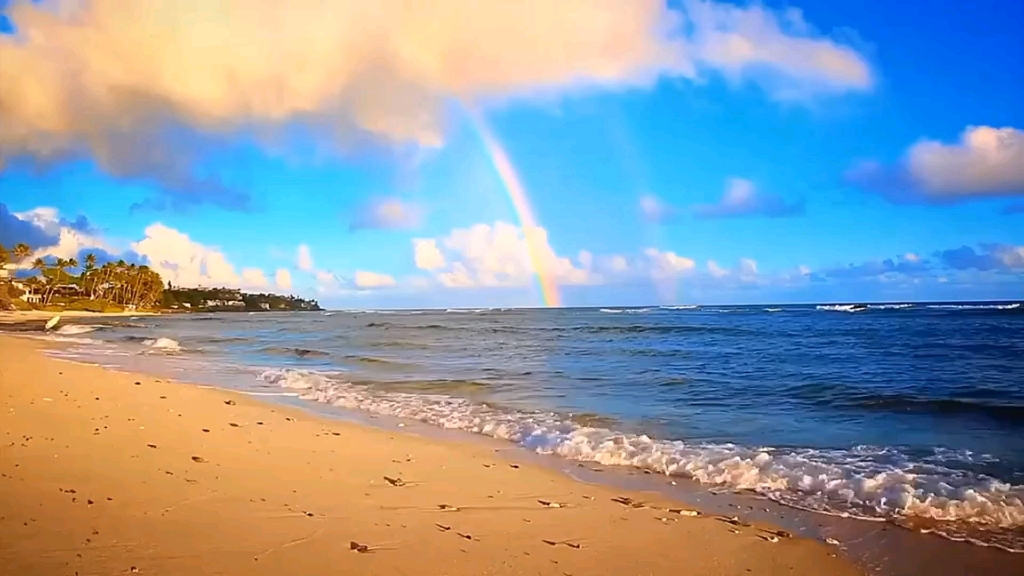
0,334,860,576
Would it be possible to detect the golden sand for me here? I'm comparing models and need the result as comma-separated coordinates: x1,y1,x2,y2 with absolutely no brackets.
0,335,861,575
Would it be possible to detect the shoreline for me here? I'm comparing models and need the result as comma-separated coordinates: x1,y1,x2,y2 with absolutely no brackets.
0,334,862,575
0,310,159,324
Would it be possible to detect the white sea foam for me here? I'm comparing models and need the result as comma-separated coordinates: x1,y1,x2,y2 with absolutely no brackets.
817,304,865,313
868,304,915,310
256,368,1024,546
28,334,99,345
765,308,783,312
927,303,1020,311
660,305,699,310
56,324,105,335
142,337,181,352
600,307,653,314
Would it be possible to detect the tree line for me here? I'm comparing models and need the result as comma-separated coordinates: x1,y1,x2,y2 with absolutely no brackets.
1,243,164,310
2,242,319,313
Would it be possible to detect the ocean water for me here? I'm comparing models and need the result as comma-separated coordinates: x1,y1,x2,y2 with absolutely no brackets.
26,302,1024,552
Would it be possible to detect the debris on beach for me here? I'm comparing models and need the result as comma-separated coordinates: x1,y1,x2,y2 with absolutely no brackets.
716,515,751,527
611,496,646,508
825,537,841,546
383,476,405,487
223,400,236,406
666,507,701,517
435,523,451,531
538,500,566,508
437,504,460,511
349,541,371,553
191,456,206,463
542,539,582,549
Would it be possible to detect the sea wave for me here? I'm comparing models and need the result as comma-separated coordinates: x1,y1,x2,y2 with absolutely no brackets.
259,346,330,358
817,304,867,313
928,303,1020,311
600,307,654,314
142,337,181,352
255,367,1024,550
660,305,699,310
56,324,106,335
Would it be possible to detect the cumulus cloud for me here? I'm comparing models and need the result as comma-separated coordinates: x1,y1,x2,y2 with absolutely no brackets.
0,204,110,263
937,244,1024,272
0,0,872,207
848,126,1024,202
350,197,423,231
413,238,446,271
643,248,696,279
413,221,595,288
693,177,804,219
131,223,270,289
1,202,57,248
275,268,293,290
296,244,315,272
353,270,398,289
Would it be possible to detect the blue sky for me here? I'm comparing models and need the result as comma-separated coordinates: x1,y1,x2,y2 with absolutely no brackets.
1,0,1022,307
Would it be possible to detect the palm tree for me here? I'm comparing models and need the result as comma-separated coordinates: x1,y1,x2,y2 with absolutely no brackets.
0,243,8,268
84,253,97,299
13,244,31,267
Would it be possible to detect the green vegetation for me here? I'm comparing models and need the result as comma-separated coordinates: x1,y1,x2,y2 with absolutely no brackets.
1,242,319,313
162,287,321,312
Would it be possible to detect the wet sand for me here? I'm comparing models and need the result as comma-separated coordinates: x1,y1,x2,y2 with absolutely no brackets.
0,310,158,324
0,335,861,575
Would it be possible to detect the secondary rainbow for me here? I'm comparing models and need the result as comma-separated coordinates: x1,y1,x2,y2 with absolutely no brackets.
466,108,562,308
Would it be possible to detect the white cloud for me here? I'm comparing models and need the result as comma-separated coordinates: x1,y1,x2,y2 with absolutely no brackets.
848,126,1024,201
643,248,696,279
275,268,293,290
10,207,109,263
353,270,397,289
693,177,803,218
415,221,595,288
241,268,269,288
0,0,872,204
707,260,728,278
738,257,758,280
131,223,270,289
686,1,873,98
296,244,315,272
351,197,424,230
413,239,447,270
639,194,676,223
907,126,1024,196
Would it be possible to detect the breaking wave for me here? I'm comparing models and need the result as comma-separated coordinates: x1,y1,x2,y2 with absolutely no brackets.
56,324,106,335
256,367,1024,551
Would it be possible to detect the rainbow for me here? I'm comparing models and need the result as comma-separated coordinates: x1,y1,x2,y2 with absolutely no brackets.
466,108,562,307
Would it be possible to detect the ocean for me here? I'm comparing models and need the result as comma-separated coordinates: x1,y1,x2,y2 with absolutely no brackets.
23,302,1024,556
